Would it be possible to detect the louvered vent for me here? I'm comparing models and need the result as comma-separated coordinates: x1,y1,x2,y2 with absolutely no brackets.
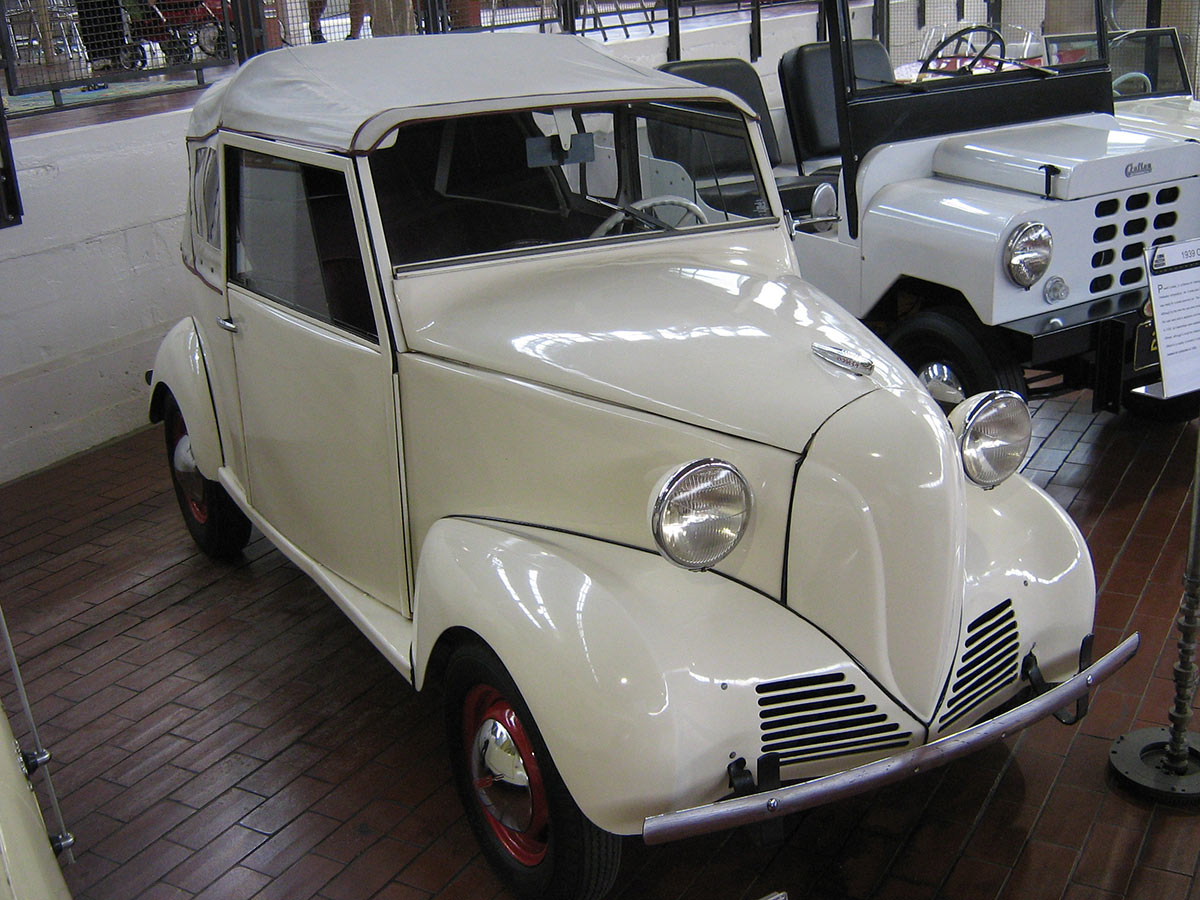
1089,186,1181,296
938,599,1020,729
757,672,912,766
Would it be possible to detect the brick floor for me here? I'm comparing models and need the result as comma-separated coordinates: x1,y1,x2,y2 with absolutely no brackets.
2,393,1199,900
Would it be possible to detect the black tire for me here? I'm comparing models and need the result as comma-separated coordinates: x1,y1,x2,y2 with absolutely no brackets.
164,36,193,66
163,395,251,560
887,307,1027,407
444,642,621,900
118,41,147,70
197,22,228,58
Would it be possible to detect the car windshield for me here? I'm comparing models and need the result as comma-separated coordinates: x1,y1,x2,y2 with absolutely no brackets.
859,0,1106,91
1100,28,1192,97
369,100,771,270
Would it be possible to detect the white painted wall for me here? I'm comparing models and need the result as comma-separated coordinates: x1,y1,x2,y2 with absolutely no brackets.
0,15,824,485
1,110,192,484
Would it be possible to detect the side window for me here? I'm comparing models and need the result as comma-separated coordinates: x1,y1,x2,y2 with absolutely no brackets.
191,146,221,250
228,147,377,342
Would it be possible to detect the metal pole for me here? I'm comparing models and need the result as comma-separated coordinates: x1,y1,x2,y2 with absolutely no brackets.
1165,441,1200,773
666,0,679,62
1110,426,1200,799
0,100,22,228
749,0,760,63
0,603,74,862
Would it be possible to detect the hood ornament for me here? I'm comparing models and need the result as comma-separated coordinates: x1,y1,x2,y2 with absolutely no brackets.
811,342,875,376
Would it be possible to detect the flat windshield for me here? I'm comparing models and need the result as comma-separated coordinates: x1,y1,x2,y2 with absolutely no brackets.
862,0,1106,90
369,101,771,269
1102,28,1192,97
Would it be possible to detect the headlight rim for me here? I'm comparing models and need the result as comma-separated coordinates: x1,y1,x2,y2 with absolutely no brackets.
952,390,1032,489
1004,221,1053,288
650,458,752,571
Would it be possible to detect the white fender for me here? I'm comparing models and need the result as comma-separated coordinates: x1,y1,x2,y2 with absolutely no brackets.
148,317,223,478
0,706,72,899
964,472,1097,683
412,517,922,835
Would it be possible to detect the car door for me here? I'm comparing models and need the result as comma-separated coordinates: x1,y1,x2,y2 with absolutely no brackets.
223,137,408,614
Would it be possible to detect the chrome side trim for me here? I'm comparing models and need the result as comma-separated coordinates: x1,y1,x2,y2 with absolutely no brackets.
642,633,1139,845
811,343,875,375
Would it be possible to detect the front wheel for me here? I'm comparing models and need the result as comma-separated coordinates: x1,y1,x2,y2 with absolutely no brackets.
163,395,251,560
444,643,621,900
887,307,1027,409
163,35,194,65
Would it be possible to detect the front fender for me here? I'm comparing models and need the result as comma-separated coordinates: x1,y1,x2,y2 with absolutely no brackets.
964,472,1096,684
412,517,919,835
148,317,222,478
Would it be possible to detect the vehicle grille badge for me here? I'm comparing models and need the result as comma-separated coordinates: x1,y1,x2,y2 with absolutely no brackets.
811,343,875,376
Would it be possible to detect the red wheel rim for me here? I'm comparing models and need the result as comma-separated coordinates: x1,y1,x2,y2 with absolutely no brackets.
167,409,209,525
462,684,550,866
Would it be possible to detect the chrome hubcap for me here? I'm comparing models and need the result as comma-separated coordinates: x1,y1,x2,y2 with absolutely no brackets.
172,433,206,507
470,717,533,832
916,361,967,407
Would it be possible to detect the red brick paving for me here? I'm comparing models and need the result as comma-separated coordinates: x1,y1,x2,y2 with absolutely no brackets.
1,392,1198,900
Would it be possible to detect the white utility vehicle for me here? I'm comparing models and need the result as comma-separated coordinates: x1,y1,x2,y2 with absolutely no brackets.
149,33,1136,900
772,0,1200,413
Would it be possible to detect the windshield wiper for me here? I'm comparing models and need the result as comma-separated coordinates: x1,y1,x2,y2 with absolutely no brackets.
999,57,1059,76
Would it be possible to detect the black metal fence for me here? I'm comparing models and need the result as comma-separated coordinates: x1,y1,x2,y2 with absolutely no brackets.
0,0,787,102
1,0,238,97
235,0,786,56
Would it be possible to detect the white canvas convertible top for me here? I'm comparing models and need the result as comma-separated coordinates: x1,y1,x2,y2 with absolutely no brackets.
187,33,752,153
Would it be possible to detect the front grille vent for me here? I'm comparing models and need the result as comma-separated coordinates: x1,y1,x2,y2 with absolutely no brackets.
1089,186,1181,296
756,672,912,766
938,599,1020,730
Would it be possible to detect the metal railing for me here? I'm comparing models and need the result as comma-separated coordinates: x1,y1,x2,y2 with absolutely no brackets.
246,0,788,57
1,0,796,103
1,0,238,99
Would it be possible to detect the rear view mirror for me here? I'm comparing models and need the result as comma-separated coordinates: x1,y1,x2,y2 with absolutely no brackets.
526,133,595,167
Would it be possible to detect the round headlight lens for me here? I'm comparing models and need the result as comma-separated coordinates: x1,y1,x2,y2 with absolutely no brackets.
651,460,751,570
1005,222,1053,288
950,391,1032,488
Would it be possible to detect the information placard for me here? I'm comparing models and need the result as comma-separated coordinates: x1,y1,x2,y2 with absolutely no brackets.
1146,238,1200,398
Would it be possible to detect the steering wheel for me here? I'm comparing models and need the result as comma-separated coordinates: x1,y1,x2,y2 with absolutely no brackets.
1113,70,1153,95
590,195,709,238
919,25,1006,75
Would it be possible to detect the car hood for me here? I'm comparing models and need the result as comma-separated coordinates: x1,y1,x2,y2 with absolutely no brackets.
400,247,916,453
1116,95,1200,143
933,119,1200,200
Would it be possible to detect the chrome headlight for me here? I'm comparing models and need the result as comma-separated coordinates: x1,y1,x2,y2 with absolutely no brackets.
651,459,751,570
1004,222,1053,288
949,391,1031,488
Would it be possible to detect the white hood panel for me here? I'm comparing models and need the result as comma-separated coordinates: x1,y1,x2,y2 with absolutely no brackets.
399,236,917,453
933,121,1200,200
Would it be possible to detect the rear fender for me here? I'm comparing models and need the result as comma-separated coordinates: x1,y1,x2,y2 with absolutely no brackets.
148,317,223,478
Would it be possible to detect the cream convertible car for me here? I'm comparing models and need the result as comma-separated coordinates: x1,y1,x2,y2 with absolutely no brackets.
149,34,1137,900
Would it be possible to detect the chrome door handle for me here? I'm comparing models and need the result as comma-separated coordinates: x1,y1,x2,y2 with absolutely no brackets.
216,316,238,334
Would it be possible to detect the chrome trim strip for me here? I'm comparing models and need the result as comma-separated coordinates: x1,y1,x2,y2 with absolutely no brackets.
811,342,875,375
642,633,1139,845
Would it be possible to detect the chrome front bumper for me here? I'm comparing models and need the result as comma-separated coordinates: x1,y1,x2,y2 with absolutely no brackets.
642,633,1140,844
